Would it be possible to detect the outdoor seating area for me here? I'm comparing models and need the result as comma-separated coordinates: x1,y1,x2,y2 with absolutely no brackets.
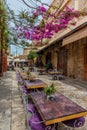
1,0,87,130
36,68,46,75
48,69,64,80
15,67,87,130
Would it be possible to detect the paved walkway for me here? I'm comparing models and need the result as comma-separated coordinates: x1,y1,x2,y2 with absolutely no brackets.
0,71,27,130
0,71,87,130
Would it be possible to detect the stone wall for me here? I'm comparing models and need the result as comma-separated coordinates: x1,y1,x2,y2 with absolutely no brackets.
42,46,59,68
41,37,87,80
48,0,87,46
39,0,87,80
51,47,58,69
67,38,87,80
78,0,87,11
42,53,46,65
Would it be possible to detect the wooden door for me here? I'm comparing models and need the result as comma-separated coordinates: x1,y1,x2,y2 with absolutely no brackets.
84,45,87,80
57,47,68,76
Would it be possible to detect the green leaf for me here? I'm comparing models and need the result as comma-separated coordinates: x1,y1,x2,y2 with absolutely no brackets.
27,50,38,60
44,83,56,96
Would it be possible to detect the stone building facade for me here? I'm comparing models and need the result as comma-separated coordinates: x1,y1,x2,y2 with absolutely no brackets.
63,38,87,80
37,0,87,80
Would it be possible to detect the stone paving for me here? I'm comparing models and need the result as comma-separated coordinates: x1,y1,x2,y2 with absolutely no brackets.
0,71,27,130
0,70,87,130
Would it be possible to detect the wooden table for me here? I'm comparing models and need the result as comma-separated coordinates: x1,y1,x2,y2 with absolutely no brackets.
24,79,47,89
48,71,63,80
37,68,46,75
30,91,87,125
29,67,34,72
21,75,29,80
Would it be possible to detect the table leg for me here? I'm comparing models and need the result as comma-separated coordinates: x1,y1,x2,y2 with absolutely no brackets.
55,123,58,130
39,71,42,75
52,75,57,80
46,124,57,130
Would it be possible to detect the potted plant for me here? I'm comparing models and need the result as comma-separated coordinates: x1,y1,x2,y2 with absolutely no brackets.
44,83,56,101
29,75,36,82
27,71,30,80
44,62,53,72
22,67,25,72
27,70,36,81
27,70,30,76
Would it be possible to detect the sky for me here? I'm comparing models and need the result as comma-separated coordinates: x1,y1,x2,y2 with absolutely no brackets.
10,45,23,56
6,0,52,56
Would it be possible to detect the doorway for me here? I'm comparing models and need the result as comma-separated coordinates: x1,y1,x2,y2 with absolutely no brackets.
57,47,68,75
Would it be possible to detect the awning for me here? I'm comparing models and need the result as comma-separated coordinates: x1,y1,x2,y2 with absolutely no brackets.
13,59,27,62
20,59,27,62
13,58,20,62
63,26,87,46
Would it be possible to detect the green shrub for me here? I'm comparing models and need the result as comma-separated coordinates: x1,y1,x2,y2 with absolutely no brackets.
44,83,56,96
27,50,38,60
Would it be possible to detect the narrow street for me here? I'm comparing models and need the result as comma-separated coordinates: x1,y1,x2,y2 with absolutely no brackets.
0,71,87,130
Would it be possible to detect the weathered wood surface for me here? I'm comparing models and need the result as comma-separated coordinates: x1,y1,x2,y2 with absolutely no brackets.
37,68,46,74
48,71,63,75
30,91,87,125
24,79,47,89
